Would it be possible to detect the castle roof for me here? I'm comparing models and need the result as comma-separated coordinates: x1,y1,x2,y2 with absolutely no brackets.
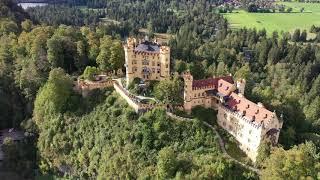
192,76,234,91
226,92,275,124
134,41,160,53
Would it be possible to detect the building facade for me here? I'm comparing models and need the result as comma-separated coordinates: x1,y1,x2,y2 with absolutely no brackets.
183,72,283,161
124,38,170,87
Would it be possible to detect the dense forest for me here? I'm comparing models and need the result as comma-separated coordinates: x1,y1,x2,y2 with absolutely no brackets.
0,0,319,179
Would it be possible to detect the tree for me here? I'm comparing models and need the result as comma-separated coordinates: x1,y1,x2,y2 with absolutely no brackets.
234,64,250,80
261,142,320,180
96,36,112,71
82,66,99,80
216,61,227,76
304,96,320,122
21,19,32,32
300,30,307,42
188,62,205,79
256,140,271,166
157,146,177,179
154,76,183,105
292,29,301,42
174,59,187,74
109,40,125,71
33,68,73,126
0,20,18,36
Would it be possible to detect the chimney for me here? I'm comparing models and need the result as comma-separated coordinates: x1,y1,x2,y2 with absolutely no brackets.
257,102,264,108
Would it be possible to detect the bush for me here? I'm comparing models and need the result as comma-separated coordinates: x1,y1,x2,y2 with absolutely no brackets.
82,66,99,81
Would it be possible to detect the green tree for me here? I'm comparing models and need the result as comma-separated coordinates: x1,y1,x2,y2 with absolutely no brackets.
154,76,183,105
216,61,227,76
157,146,177,179
33,68,72,126
234,64,250,80
174,59,187,74
110,40,125,71
82,66,99,80
292,29,301,42
256,140,271,166
21,19,33,32
304,96,320,122
261,142,320,180
96,36,112,71
300,30,307,42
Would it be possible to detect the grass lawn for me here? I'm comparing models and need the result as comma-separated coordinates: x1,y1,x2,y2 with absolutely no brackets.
223,2,320,36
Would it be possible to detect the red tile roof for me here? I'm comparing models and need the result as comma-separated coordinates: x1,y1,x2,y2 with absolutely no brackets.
192,76,234,91
226,92,274,124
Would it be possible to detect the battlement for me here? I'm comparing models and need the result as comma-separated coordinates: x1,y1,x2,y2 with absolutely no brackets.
220,105,263,129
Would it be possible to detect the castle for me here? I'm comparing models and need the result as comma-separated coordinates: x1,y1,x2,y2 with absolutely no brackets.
183,72,283,161
123,37,282,162
124,38,170,87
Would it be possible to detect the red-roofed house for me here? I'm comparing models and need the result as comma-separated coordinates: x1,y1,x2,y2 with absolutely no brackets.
182,72,283,162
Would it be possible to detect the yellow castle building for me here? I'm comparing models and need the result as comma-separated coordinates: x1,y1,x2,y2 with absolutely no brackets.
124,38,170,87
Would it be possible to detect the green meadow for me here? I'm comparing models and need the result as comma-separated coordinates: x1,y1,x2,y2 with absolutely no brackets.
223,2,320,35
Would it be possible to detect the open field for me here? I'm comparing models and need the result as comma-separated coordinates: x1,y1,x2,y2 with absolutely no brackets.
223,2,320,35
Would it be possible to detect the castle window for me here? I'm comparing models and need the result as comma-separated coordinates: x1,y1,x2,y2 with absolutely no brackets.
248,138,251,143
142,59,149,65
152,61,155,66
246,104,250,109
166,58,168,62
223,122,226,126
202,92,205,96
249,130,252,134
157,70,160,73
217,100,219,104
228,125,233,131
166,64,169,68
157,63,160,66
194,94,196,98
152,68,155,73
198,93,200,97
224,113,227,119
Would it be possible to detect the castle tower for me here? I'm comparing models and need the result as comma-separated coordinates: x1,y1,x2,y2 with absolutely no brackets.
183,71,193,113
160,46,170,80
236,79,246,95
124,38,136,87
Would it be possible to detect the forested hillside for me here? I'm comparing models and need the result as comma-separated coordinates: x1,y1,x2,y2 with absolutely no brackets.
33,69,251,178
0,0,319,179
